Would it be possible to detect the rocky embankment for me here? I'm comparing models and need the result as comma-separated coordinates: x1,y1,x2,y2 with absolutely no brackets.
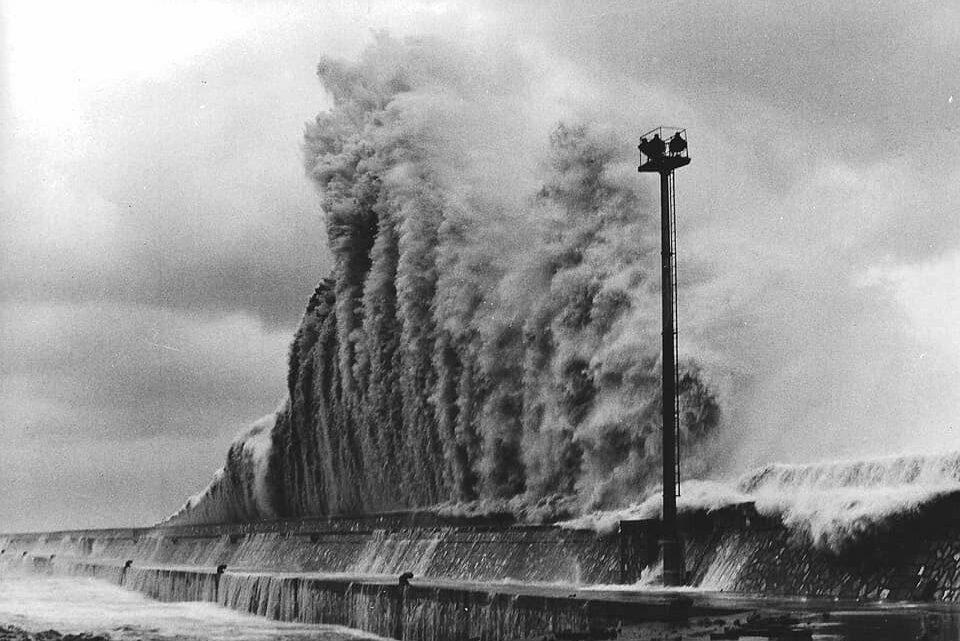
0,627,108,641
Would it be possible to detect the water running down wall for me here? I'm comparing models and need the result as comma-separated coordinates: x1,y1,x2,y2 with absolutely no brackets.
2,522,621,586
9,490,960,637
0,522,657,640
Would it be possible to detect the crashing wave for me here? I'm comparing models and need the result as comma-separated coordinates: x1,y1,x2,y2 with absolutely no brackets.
165,412,278,525
743,452,960,549
562,451,960,551
169,33,721,526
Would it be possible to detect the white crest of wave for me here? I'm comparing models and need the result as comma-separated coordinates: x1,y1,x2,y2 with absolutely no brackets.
753,485,956,551
564,451,960,551
738,451,960,493
558,479,751,533
741,451,960,550
163,410,280,525
183,467,226,511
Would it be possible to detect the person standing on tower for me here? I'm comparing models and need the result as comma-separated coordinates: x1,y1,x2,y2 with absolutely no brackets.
669,132,687,156
648,133,666,158
638,137,651,157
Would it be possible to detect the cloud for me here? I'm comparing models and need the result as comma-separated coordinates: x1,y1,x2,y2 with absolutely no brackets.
0,300,290,531
0,436,230,532
0,33,330,326
0,0,510,530
0,301,290,441
498,1,960,156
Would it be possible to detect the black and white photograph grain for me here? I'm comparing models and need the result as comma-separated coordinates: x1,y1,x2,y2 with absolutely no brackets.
2,2,960,640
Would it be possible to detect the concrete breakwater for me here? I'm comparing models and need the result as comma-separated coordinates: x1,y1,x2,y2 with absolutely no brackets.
1,516,623,585
0,516,667,640
7,497,960,638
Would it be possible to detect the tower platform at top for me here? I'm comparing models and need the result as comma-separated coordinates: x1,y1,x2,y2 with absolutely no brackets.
638,126,690,173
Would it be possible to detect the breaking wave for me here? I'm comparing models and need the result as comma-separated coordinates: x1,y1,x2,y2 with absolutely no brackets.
169,34,956,545
166,413,278,525
167,34,722,526
562,451,960,550
744,452,960,550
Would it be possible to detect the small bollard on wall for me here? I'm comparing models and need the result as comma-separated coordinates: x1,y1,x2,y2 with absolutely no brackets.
215,564,228,600
393,571,414,640
121,560,133,584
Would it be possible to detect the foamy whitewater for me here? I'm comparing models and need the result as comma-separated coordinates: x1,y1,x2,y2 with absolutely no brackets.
0,573,382,641
562,451,960,551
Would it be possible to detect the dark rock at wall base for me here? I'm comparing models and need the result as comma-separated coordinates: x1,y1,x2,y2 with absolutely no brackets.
0,627,111,641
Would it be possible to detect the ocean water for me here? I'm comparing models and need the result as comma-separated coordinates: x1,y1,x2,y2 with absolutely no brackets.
0,573,382,641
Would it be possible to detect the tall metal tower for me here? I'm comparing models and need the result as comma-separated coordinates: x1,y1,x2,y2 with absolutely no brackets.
638,127,690,587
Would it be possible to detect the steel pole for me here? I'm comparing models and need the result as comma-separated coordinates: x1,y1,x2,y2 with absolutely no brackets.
659,169,682,586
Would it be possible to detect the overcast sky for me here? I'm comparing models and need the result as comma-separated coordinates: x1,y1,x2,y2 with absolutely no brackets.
1,0,959,531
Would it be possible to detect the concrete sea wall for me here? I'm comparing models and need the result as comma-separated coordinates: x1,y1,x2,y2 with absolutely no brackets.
8,498,960,638
0,517,649,640
1,517,622,585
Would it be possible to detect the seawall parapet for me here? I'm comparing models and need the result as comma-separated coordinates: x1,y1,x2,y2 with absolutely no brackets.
0,520,700,640
8,497,960,638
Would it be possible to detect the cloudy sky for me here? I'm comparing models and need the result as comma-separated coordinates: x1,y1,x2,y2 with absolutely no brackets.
1,0,959,531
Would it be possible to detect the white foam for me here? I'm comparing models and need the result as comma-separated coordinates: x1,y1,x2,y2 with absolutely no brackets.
740,452,960,550
0,574,385,640
563,451,960,550
558,479,752,533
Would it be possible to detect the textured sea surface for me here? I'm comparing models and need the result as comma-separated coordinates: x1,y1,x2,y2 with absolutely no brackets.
0,574,380,641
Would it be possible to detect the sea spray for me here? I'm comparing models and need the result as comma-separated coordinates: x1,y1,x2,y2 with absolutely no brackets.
167,413,279,525
168,34,722,526
558,479,751,533
561,452,960,551
743,452,960,550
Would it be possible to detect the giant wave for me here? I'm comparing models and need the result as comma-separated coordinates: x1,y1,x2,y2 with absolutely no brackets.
167,34,721,526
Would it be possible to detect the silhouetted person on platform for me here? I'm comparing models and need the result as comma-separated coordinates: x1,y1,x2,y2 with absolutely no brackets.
639,135,666,161
669,132,687,156
647,133,666,158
